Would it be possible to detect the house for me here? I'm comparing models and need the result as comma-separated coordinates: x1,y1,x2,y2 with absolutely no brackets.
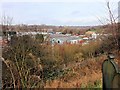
50,34,69,44
49,34,83,45
56,32,62,34
17,31,48,37
67,37,83,44
83,37,89,40
51,37,69,44
85,31,98,39
91,32,97,39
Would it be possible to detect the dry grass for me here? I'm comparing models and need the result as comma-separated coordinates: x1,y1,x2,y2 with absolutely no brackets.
45,55,106,88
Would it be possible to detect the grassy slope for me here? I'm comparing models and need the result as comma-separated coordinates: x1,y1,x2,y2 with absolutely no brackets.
45,55,107,88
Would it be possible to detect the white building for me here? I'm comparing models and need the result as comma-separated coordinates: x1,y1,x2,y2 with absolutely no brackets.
50,34,83,45
92,32,97,39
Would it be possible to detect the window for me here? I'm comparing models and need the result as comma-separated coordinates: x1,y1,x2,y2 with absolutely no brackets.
58,41,60,43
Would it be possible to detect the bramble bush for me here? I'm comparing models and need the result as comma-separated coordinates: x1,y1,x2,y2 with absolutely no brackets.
2,33,117,88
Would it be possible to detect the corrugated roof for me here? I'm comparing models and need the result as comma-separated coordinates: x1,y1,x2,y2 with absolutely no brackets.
52,36,82,42
50,34,69,38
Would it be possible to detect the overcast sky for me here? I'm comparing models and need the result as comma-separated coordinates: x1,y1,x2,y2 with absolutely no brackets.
0,0,118,26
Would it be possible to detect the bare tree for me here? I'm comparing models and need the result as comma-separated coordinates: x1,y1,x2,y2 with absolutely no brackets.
106,2,119,52
97,1,119,54
1,14,13,38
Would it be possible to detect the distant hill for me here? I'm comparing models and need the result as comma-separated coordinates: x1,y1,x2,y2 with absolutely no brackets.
0,24,117,35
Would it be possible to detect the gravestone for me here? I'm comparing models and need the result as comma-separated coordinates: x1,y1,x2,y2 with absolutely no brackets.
112,73,120,88
102,53,120,89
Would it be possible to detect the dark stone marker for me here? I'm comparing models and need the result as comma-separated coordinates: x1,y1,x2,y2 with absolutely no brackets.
102,53,120,89
112,73,120,88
